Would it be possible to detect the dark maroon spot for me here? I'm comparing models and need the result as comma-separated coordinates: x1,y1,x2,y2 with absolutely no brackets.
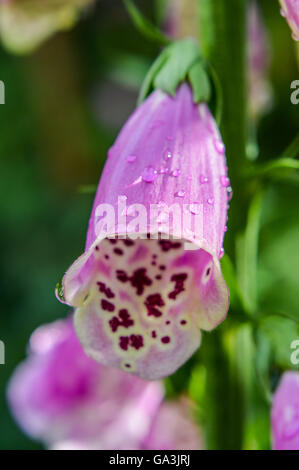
158,240,182,252
131,268,152,296
155,275,162,280
152,254,157,259
130,334,144,350
125,363,131,368
151,261,156,266
95,246,99,251
108,239,117,244
114,248,124,256
180,319,187,325
145,293,165,318
168,273,188,300
101,299,115,312
206,267,211,276
166,320,171,325
123,239,134,247
109,309,134,332
119,334,144,351
119,336,129,351
152,331,157,338
105,255,110,260
161,336,171,344
116,268,152,295
159,265,166,271
116,270,129,283
97,282,115,299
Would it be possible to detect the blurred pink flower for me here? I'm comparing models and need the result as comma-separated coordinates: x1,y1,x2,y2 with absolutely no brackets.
7,318,164,449
8,318,202,450
272,371,299,450
58,83,229,380
248,1,272,120
279,0,299,40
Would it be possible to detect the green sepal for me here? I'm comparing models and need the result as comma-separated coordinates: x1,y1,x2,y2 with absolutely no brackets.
138,38,215,107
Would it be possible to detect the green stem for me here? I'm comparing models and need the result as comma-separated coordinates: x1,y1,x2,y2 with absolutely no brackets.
198,0,249,450
199,0,249,255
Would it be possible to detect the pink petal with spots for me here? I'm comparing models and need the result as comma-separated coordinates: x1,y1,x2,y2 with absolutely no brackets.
60,84,229,380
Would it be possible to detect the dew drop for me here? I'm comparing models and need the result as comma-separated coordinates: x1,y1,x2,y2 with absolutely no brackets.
219,248,225,258
227,186,233,201
159,167,169,174
213,138,225,154
170,169,180,177
207,197,214,205
174,190,186,198
142,166,157,183
280,8,286,17
200,175,209,184
126,155,136,163
189,203,201,215
292,32,299,41
163,149,172,161
220,175,230,187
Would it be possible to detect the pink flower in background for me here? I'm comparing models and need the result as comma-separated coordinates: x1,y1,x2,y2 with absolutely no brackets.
279,0,299,40
272,371,299,450
7,318,202,450
248,1,272,120
7,318,163,449
58,83,229,380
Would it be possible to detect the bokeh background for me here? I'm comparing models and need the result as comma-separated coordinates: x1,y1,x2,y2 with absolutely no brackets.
0,0,298,449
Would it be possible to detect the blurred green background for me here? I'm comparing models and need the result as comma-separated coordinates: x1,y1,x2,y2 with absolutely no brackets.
0,0,298,449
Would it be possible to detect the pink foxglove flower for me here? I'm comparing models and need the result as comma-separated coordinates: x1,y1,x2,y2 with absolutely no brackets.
58,83,229,380
7,318,164,448
279,0,299,40
52,400,202,450
272,371,299,450
0,0,93,53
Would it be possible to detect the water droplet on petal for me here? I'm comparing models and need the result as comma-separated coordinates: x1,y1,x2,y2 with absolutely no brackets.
207,198,214,205
142,166,157,183
159,167,169,174
200,175,209,184
292,32,299,41
227,186,233,201
163,149,172,161
126,155,137,163
213,138,225,154
280,8,286,17
170,169,180,177
174,190,186,198
189,203,201,215
220,176,230,187
224,225,228,232
219,248,225,258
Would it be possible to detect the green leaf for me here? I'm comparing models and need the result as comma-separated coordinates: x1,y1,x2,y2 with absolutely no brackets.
188,61,211,103
247,158,299,181
123,0,170,46
237,189,265,315
282,131,299,159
